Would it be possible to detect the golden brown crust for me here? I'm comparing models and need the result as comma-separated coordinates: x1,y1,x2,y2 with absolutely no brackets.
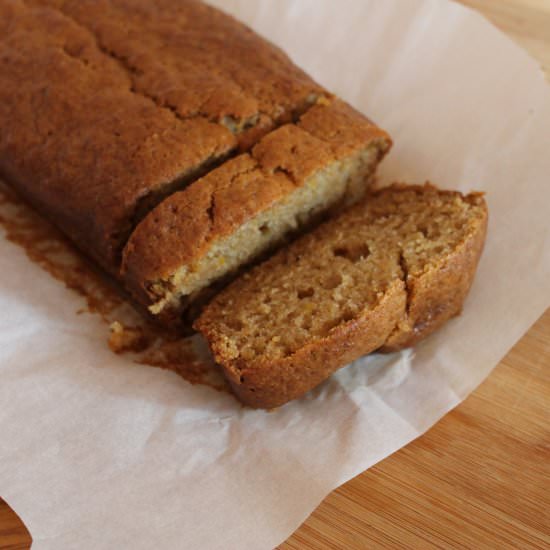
0,0,329,271
0,1,237,271
381,193,488,351
201,281,406,409
121,101,391,311
36,0,326,136
121,154,294,308
299,99,388,156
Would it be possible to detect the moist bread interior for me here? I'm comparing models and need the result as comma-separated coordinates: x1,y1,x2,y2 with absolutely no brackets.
199,186,486,361
149,145,382,316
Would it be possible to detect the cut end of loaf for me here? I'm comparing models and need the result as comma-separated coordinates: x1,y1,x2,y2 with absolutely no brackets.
148,142,386,318
380,186,488,351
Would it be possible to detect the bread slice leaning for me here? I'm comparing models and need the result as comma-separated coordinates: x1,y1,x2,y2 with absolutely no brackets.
195,184,488,408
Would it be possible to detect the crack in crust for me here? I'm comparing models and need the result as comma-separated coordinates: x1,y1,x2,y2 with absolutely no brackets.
37,1,223,128
34,0,325,133
385,249,413,343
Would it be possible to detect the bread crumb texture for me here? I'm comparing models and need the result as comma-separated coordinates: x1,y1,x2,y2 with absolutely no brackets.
196,184,488,408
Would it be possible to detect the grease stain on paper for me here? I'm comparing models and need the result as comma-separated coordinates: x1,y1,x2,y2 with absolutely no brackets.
0,181,228,393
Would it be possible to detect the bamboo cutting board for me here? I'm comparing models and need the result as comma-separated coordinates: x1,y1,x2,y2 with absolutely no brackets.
1,1,549,548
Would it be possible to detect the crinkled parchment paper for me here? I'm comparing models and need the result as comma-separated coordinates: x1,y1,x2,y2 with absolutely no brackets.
1,1,549,548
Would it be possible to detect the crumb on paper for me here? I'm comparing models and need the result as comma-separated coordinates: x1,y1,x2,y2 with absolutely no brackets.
108,321,149,353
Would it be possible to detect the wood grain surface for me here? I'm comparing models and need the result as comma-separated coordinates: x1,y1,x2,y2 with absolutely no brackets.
1,1,549,548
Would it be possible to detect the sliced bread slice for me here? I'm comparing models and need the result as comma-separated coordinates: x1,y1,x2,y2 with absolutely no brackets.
121,100,391,324
195,184,488,408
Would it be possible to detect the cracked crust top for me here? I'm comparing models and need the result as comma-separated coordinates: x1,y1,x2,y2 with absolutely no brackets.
0,0,327,270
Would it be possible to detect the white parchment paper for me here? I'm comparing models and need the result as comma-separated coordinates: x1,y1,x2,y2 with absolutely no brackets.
1,1,550,548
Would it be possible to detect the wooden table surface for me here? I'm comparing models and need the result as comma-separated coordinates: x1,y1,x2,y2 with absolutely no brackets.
1,1,549,549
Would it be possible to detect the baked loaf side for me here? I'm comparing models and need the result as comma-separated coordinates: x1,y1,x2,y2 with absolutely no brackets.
195,185,488,408
121,100,391,322
0,0,330,272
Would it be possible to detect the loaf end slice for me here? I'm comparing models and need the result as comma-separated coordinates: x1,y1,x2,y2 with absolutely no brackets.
195,184,488,408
